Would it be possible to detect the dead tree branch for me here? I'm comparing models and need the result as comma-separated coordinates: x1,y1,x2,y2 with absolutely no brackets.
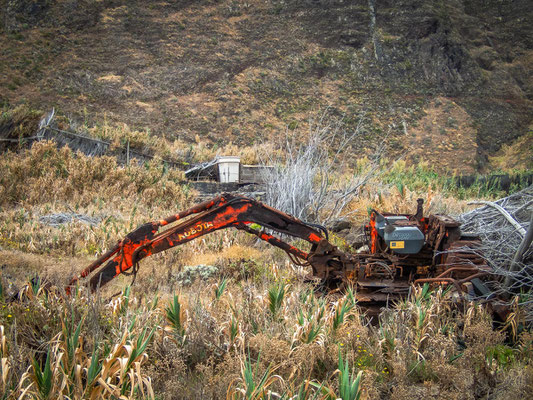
459,186,533,319
260,111,380,225
505,213,533,288
468,200,526,236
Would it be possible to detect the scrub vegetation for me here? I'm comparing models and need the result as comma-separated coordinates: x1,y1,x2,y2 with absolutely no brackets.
0,141,531,399
1,267,532,399
0,0,532,398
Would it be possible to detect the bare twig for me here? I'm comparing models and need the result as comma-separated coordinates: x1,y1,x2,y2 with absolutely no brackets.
504,213,533,288
514,199,533,217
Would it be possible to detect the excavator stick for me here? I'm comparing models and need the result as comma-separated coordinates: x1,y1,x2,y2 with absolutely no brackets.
66,194,350,293
67,195,227,293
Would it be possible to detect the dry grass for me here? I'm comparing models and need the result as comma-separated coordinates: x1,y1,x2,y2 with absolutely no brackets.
406,97,479,174
1,286,158,399
83,117,265,165
489,128,533,171
0,105,42,142
0,141,192,209
187,244,263,267
0,140,531,398
343,157,517,224
1,272,531,399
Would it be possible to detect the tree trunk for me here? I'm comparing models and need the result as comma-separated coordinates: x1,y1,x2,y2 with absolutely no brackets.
368,0,383,64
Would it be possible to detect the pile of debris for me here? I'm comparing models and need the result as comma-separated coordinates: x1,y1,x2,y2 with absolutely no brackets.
459,185,533,309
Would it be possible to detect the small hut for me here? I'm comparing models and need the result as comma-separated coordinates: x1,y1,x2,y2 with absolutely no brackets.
185,156,273,184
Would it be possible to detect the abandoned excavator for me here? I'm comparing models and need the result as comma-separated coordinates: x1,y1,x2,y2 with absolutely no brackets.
68,193,502,314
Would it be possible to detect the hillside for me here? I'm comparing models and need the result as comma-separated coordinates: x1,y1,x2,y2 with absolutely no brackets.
1,0,532,172
1,3,533,398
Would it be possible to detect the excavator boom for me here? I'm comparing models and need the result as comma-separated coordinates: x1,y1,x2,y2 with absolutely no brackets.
68,194,354,292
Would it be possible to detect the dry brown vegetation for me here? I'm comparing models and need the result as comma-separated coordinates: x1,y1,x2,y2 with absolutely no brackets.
1,0,532,171
1,1,532,396
0,141,531,399
1,267,532,399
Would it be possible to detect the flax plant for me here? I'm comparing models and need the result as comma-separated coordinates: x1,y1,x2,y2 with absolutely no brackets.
26,348,55,400
282,380,324,400
7,286,157,399
295,320,325,346
227,353,283,400
331,288,356,332
293,302,327,346
228,316,240,347
215,277,229,301
337,352,363,400
411,284,435,356
60,312,83,398
94,328,155,399
268,283,288,318
165,294,186,339
309,352,363,400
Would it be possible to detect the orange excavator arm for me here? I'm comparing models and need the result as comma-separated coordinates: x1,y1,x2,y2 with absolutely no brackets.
67,194,355,293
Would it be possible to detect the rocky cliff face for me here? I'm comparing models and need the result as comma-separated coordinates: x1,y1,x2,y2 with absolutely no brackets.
1,0,531,172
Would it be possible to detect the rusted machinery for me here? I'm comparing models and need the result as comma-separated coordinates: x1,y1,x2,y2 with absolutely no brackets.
357,200,490,306
68,194,495,310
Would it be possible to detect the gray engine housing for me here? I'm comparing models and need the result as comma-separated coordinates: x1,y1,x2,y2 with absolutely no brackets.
376,216,425,254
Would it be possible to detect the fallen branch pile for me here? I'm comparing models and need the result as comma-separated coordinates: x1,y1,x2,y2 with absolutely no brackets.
459,185,533,310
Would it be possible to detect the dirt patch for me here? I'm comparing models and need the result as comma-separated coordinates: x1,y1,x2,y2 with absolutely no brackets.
97,74,123,83
406,97,479,173
0,250,88,289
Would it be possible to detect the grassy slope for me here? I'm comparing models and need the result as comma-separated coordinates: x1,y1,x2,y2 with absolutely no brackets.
0,0,531,172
